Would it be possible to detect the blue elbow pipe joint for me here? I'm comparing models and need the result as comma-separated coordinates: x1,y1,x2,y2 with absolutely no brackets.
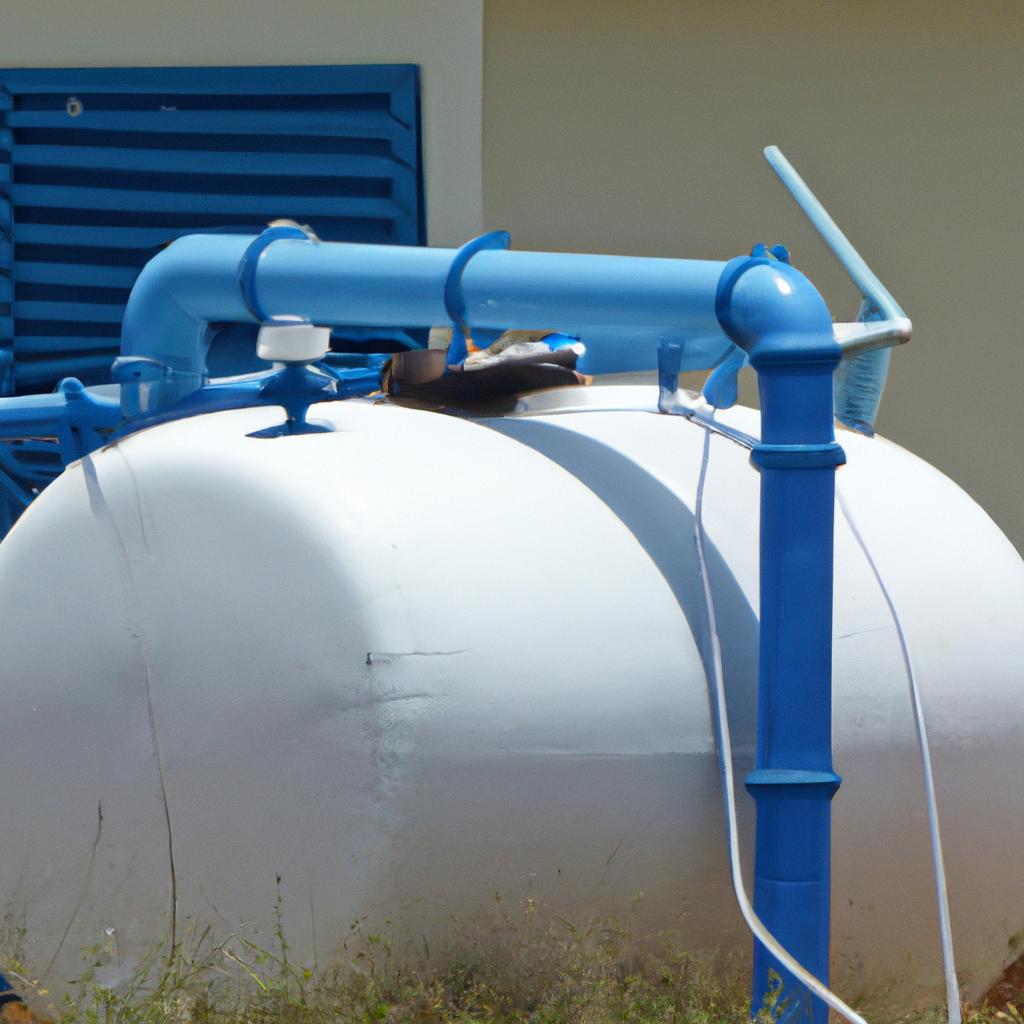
715,254,838,367
715,255,840,445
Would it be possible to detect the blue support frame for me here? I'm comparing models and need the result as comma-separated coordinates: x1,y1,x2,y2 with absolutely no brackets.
747,381,844,1024
715,252,846,1022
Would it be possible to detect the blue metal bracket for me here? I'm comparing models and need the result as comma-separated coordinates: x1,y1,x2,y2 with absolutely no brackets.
0,379,120,464
0,374,121,531
657,340,685,411
762,146,911,434
108,358,385,444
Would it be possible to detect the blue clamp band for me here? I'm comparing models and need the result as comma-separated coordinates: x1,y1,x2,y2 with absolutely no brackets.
745,768,842,795
237,225,315,324
751,442,846,470
657,340,684,411
444,230,511,366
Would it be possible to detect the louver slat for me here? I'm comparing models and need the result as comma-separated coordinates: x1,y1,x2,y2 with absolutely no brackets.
15,301,124,322
16,262,140,288
14,186,403,219
15,355,113,387
0,64,424,396
5,110,411,148
14,335,122,355
13,221,396,248
17,146,408,177
2,64,413,94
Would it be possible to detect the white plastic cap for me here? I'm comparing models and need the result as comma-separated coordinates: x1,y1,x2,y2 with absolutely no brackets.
256,323,331,364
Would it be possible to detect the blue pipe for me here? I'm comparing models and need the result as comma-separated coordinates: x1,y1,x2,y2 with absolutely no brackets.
0,380,119,461
716,255,844,1024
120,234,728,411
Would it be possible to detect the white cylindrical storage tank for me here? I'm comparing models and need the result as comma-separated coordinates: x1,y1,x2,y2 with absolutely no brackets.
0,388,1021,1010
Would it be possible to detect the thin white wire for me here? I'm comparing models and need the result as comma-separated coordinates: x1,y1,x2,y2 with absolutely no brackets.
693,417,869,1024
836,488,962,1024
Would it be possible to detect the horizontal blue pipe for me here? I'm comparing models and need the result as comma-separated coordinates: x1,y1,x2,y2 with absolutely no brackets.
121,234,729,378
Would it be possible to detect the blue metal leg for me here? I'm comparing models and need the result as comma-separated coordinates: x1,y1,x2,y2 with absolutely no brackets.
746,362,846,1023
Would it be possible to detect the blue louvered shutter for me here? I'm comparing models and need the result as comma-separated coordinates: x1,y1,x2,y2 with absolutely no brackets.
0,64,425,395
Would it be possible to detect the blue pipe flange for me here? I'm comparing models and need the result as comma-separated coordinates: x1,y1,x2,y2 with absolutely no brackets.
443,230,511,366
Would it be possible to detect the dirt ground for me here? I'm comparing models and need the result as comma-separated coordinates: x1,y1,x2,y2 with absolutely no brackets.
982,952,1024,1011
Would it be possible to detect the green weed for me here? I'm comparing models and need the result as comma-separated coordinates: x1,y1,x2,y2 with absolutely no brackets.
2,892,1018,1024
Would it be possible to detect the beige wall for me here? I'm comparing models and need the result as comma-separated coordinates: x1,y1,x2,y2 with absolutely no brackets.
0,0,484,246
484,0,1024,552
1,1,1020,548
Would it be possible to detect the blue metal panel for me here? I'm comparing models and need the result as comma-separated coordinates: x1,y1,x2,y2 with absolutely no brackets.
0,64,425,397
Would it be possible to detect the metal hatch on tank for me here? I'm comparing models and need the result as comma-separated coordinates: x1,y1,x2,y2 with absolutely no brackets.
0,148,1020,1023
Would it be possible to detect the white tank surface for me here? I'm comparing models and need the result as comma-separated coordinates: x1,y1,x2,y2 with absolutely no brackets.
0,386,1022,1007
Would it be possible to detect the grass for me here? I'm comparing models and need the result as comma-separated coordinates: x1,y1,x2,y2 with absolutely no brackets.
4,911,754,1024
3,894,1022,1024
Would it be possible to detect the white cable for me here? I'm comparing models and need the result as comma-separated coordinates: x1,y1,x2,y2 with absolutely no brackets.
836,488,962,1024
693,417,869,1024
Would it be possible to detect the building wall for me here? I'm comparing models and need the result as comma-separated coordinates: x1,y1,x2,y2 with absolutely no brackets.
0,0,484,246
484,0,1024,552
1,0,1020,551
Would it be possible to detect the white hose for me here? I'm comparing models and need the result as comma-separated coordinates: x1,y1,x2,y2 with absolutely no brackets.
692,415,961,1024
692,418,870,1024
836,489,962,1024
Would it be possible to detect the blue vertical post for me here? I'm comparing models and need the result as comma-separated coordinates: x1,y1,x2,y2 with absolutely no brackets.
714,254,845,1024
